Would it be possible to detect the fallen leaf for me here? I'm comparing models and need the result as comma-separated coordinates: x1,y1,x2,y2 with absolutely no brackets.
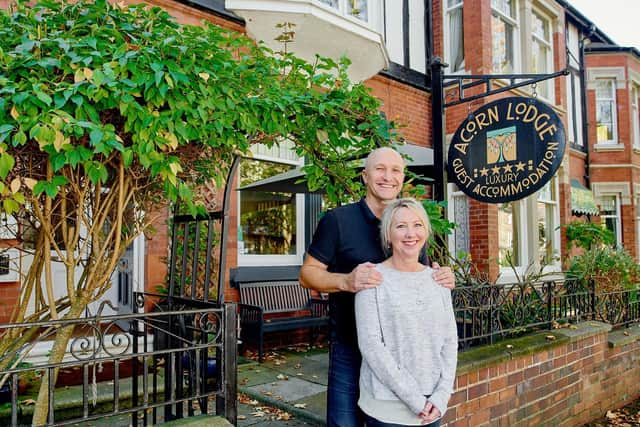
276,374,288,380
294,363,302,369
545,335,556,341
277,412,292,420
237,415,247,420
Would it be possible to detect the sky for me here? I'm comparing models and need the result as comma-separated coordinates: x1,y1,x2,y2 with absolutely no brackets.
568,0,639,49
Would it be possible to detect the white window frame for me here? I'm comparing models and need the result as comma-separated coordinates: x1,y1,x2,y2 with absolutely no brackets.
491,0,520,74
632,84,640,150
600,194,622,247
447,183,470,257
595,78,619,146
315,0,382,31
531,8,553,100
637,207,640,262
498,199,528,276
238,144,305,266
536,178,560,269
444,0,465,74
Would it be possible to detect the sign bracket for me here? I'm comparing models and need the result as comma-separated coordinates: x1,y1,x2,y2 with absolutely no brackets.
443,69,570,108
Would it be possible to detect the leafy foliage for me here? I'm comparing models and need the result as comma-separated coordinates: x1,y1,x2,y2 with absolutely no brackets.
0,1,398,421
563,220,615,251
567,246,640,292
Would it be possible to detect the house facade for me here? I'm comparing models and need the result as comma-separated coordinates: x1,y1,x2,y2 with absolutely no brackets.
0,0,637,322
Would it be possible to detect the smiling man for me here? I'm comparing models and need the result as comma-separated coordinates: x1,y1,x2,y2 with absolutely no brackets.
299,147,455,427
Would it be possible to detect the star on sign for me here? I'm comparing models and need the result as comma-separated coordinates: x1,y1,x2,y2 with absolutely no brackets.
503,164,513,173
480,167,489,177
515,161,526,172
491,165,501,175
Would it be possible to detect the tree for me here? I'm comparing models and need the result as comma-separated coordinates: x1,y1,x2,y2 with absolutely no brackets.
0,0,397,423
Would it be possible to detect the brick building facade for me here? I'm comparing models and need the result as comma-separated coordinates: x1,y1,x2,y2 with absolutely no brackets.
0,0,637,320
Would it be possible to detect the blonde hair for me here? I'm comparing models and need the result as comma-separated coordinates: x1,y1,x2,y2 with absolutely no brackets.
380,198,431,256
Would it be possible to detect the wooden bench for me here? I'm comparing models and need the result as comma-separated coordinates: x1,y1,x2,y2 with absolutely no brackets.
232,269,328,362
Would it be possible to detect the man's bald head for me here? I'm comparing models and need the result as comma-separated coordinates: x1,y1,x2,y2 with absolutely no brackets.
364,147,405,172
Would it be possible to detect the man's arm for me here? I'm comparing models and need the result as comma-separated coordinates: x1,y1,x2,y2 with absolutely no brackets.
299,254,382,293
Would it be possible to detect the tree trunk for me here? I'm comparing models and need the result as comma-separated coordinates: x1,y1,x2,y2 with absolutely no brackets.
31,300,87,426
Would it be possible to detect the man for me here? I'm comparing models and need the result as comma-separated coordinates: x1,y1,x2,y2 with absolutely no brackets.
299,147,455,427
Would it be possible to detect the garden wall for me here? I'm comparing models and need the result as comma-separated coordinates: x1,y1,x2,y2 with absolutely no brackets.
444,321,640,426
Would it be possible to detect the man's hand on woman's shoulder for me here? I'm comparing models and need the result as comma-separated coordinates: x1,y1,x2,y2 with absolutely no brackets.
432,262,455,290
344,262,383,293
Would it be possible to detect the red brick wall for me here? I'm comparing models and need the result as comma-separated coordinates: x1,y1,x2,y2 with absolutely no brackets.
366,76,432,146
0,281,20,323
443,326,640,426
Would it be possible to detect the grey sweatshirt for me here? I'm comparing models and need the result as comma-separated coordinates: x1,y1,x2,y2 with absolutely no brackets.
354,264,458,417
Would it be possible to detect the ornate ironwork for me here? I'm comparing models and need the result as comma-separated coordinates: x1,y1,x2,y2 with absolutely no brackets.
0,293,236,426
453,278,640,349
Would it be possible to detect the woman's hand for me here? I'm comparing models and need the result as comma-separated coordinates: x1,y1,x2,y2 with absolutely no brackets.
419,401,441,425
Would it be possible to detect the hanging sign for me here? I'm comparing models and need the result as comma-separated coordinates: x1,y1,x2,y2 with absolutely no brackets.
447,96,565,204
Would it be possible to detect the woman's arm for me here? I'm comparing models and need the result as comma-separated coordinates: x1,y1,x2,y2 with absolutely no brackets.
355,288,427,415
427,289,458,416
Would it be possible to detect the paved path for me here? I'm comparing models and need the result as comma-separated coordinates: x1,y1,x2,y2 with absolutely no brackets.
237,346,328,427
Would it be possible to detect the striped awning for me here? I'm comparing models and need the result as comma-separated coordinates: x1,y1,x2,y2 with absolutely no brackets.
571,179,599,216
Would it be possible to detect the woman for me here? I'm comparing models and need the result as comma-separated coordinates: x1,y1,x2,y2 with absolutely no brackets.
355,198,458,426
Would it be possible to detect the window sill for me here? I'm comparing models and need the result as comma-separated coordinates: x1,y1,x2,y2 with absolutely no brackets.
594,143,624,152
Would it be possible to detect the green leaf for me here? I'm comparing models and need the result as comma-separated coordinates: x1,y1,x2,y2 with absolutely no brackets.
89,129,104,146
0,124,14,134
35,90,53,106
2,198,19,215
122,149,133,167
0,153,15,179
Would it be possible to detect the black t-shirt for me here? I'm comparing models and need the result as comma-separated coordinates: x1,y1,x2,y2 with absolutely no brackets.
307,198,386,348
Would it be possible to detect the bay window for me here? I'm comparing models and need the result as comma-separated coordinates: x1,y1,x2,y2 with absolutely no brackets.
601,195,622,247
595,78,618,144
633,84,640,150
238,143,305,265
491,0,518,73
531,10,553,99
445,0,465,73
537,180,558,265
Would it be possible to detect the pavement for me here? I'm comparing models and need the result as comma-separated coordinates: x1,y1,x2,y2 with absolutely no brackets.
237,345,329,427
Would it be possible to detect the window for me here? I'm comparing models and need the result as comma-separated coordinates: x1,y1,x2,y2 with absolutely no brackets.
531,10,552,99
491,0,518,73
633,84,640,150
595,79,618,144
537,180,558,264
445,0,465,73
601,195,622,246
238,143,304,265
566,72,584,147
318,0,370,23
447,184,470,257
498,201,522,266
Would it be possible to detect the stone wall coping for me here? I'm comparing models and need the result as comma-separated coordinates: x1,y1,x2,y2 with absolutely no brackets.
553,321,612,342
457,331,569,375
457,321,613,375
608,323,640,348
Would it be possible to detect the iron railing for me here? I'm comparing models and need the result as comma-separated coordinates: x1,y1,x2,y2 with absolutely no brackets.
0,293,237,427
453,277,640,349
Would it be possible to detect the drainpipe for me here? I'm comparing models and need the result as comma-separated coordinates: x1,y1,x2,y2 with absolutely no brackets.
580,25,595,188
426,0,447,203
